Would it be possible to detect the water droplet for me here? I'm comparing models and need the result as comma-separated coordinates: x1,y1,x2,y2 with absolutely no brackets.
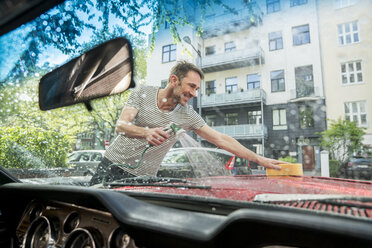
43,21,48,26
162,98,167,103
56,27,61,32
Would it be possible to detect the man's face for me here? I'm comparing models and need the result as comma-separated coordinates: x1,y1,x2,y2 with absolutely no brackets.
173,70,201,106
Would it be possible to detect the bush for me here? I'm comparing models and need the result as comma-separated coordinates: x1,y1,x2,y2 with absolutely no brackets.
279,156,298,163
329,160,341,178
0,126,71,168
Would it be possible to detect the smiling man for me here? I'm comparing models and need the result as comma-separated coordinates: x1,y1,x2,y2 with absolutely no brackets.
90,61,284,185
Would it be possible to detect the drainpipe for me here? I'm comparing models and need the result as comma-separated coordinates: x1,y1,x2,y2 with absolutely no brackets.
259,51,265,157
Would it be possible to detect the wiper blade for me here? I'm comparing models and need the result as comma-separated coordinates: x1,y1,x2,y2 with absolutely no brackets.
104,176,211,189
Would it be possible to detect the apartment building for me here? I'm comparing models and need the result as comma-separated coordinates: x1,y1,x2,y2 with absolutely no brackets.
146,0,327,170
318,0,372,149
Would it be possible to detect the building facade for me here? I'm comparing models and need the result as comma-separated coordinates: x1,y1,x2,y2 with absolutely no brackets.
318,0,372,150
146,0,335,170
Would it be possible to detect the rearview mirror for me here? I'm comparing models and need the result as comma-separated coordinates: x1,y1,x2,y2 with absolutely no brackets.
39,37,135,110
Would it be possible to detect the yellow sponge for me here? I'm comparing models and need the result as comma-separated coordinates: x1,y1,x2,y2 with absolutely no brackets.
266,163,303,176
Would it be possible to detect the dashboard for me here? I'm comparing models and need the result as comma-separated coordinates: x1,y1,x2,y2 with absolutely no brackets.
16,200,133,248
1,183,372,248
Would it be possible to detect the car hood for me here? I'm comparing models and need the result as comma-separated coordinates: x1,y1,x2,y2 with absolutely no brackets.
114,175,372,202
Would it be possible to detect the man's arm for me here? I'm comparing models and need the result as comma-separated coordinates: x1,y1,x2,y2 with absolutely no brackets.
116,106,169,146
194,125,284,170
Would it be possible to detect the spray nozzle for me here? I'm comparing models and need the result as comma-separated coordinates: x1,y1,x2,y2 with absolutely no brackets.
170,123,186,137
163,122,186,138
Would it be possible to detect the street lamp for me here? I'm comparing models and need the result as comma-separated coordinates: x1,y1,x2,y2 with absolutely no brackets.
183,36,201,58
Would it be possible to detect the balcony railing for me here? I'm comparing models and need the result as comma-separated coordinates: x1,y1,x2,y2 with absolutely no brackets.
209,124,267,139
201,46,264,72
200,88,266,107
289,86,322,101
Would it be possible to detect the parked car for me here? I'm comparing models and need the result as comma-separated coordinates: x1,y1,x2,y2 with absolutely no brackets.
341,157,372,180
1,1,372,248
68,150,105,168
157,147,252,178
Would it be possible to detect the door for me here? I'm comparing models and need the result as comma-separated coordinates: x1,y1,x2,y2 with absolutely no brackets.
302,146,315,170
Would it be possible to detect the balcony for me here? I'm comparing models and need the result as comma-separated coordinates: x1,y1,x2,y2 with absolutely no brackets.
289,86,323,102
200,88,266,108
202,7,262,38
201,46,264,73
209,124,267,139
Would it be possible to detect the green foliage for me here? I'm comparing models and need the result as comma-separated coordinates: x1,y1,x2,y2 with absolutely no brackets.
318,118,366,163
279,156,298,163
0,126,71,168
329,160,341,178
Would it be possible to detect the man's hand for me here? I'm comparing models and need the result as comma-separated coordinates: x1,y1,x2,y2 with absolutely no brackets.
145,128,170,146
256,155,287,170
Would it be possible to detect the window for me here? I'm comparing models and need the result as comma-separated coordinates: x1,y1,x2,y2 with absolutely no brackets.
269,31,283,51
224,41,236,52
271,70,285,92
344,101,367,127
338,21,359,45
162,44,176,63
292,24,310,46
295,65,314,98
334,0,356,9
267,0,280,14
161,80,168,89
225,77,238,93
299,106,314,129
205,115,217,127
273,109,287,130
225,113,239,125
206,80,216,95
205,46,216,56
290,0,307,7
248,110,262,125
247,74,260,90
341,61,363,85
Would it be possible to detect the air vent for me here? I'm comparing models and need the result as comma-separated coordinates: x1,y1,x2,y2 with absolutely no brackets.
270,200,372,219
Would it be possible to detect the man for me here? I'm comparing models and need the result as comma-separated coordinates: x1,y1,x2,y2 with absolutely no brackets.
90,61,284,185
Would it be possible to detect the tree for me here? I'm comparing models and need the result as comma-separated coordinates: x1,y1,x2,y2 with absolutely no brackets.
319,118,366,163
0,126,71,168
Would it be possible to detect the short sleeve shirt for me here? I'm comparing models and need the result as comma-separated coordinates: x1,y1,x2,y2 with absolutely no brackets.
104,85,205,176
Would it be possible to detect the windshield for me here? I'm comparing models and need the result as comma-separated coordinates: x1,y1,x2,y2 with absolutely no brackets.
1,0,372,202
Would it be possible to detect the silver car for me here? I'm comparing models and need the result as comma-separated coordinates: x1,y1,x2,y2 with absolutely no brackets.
68,150,105,173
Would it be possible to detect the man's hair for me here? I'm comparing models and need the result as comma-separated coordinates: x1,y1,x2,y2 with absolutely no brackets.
169,60,204,84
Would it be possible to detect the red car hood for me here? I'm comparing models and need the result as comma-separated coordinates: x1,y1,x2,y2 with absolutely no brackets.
114,175,372,202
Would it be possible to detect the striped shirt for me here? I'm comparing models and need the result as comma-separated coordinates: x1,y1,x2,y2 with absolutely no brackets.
104,85,205,176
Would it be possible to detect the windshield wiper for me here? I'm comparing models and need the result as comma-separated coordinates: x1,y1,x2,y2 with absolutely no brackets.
103,175,211,189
